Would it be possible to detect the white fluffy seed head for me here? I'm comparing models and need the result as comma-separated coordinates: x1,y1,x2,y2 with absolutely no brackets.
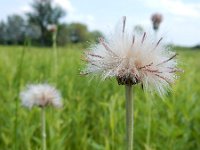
81,16,182,96
20,84,62,109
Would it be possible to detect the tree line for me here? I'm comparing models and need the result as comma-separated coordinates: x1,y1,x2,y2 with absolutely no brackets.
0,0,102,46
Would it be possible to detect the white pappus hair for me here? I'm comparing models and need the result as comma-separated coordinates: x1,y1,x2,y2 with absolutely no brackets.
81,16,182,95
20,84,62,108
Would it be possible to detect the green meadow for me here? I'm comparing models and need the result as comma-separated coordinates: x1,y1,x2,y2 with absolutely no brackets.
0,45,200,150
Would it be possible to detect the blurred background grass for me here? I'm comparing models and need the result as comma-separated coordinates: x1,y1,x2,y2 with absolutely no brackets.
0,45,199,150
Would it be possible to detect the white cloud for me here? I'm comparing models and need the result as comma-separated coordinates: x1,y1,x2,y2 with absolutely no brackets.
56,0,97,31
19,0,75,15
19,4,33,16
161,0,200,18
144,0,200,18
67,12,97,31
54,0,75,13
20,5,31,13
17,0,97,31
139,0,200,46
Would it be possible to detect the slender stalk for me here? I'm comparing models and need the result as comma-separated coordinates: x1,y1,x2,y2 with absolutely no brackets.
52,30,58,84
14,42,26,150
125,85,133,150
41,107,46,150
154,30,158,40
146,97,152,149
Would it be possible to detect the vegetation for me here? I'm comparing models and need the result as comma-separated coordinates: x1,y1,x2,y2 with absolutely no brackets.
27,0,65,46
0,45,199,150
0,0,102,46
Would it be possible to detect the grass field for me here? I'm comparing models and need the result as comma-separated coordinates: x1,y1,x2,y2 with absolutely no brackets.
0,45,200,150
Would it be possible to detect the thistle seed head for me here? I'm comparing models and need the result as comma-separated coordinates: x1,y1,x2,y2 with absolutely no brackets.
81,16,182,95
20,84,62,108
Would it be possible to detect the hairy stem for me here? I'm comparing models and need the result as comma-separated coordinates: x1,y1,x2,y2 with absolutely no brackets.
41,107,46,150
125,85,134,150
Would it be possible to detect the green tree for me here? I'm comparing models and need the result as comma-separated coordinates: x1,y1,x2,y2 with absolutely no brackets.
27,0,65,46
5,15,26,44
68,23,89,43
56,23,103,46
0,21,7,44
56,23,70,46
89,30,103,43
24,23,42,45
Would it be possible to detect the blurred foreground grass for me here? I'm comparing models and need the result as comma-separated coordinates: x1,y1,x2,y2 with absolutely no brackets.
0,45,200,150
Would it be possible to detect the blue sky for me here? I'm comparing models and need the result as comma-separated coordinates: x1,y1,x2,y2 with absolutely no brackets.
0,0,200,46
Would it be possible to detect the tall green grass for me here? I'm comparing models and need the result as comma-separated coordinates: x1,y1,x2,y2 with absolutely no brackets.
0,45,200,150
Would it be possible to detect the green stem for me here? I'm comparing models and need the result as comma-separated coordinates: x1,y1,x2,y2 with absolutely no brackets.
41,107,46,150
154,30,158,40
14,43,26,150
146,98,152,148
125,85,133,150
52,30,58,84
